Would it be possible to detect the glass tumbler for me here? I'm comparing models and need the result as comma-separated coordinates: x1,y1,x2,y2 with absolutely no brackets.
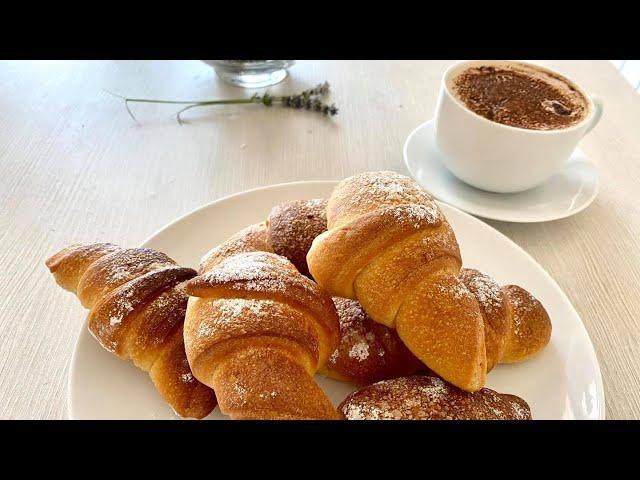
203,60,295,88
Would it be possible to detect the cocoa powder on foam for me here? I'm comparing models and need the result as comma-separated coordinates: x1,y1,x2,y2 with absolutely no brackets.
450,63,589,131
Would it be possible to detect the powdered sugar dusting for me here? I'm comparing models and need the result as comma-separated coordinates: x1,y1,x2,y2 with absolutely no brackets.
348,341,370,361
243,278,288,293
61,244,212,417
345,171,434,208
461,269,503,313
329,349,339,363
372,178,404,197
97,249,175,288
502,285,550,345
105,264,133,283
325,297,423,384
506,285,537,315
107,288,135,326
340,375,532,420
388,203,441,229
258,391,278,400
510,399,530,420
218,298,275,322
233,383,248,406
435,279,472,300
201,252,296,292
416,376,447,401
328,298,373,366
267,198,327,276
88,260,195,357
203,252,284,282
195,298,277,338
196,319,215,339
102,265,188,330
194,252,323,304
334,297,367,325
329,171,441,229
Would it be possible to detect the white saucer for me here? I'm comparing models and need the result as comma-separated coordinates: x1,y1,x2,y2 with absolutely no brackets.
403,120,599,223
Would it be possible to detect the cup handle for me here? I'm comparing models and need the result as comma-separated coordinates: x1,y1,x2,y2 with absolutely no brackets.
584,95,603,135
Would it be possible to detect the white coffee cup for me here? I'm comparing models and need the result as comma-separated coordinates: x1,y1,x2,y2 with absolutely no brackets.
434,60,603,193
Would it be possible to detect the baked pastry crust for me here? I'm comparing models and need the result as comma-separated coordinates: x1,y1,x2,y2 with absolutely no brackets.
501,284,552,363
266,199,328,277
46,243,217,419
46,173,550,419
459,268,509,372
308,171,552,392
340,375,531,420
320,297,424,385
184,251,341,419
307,172,490,391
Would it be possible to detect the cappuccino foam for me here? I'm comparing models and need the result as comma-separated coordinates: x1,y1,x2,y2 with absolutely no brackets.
449,62,589,131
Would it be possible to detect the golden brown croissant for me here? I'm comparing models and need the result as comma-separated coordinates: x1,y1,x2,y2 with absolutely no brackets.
307,171,551,392
339,375,531,420
459,268,551,367
199,202,421,386
45,243,217,419
183,251,341,419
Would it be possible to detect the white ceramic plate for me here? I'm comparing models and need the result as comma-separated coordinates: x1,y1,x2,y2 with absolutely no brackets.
404,120,599,223
69,181,605,419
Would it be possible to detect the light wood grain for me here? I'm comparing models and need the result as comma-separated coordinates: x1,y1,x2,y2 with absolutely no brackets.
1,60,639,419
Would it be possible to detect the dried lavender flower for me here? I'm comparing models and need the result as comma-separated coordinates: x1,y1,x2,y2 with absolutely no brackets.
109,81,337,124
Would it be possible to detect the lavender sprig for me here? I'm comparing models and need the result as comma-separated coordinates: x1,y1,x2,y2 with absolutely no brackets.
108,82,338,125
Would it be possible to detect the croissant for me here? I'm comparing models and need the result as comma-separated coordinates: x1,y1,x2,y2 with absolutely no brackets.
183,251,341,419
199,201,423,385
339,375,531,420
46,243,217,419
459,268,551,368
307,171,551,392
266,198,328,277
320,297,425,385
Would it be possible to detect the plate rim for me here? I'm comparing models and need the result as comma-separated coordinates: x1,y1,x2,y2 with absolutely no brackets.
140,180,341,247
403,119,600,223
69,179,605,419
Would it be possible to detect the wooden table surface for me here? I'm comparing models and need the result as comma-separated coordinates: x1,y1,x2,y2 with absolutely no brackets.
1,60,639,419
